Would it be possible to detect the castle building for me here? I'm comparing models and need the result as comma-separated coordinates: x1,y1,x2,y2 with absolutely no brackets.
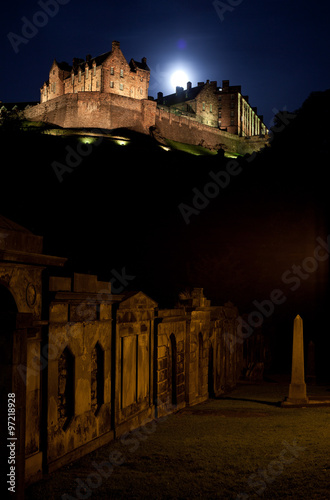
24,41,269,155
41,40,150,103
157,79,268,137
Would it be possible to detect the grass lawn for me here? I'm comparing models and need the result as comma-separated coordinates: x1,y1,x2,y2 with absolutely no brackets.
25,380,330,499
164,139,218,156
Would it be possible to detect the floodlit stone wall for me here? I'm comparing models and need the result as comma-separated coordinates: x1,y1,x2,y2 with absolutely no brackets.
25,92,157,134
155,106,267,155
46,273,114,471
0,217,261,487
43,279,245,475
24,92,268,154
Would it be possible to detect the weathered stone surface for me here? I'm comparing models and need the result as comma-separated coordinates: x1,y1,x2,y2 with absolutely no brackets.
286,315,309,404
0,216,266,487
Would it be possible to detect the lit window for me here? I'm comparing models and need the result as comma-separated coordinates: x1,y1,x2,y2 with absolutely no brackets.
202,102,205,111
79,71,81,82
120,83,123,90
93,66,96,76
110,67,114,75
210,104,213,112
120,69,124,78
86,68,89,79
110,81,114,88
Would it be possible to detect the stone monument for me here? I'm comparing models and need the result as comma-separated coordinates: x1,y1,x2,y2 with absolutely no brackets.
283,315,309,405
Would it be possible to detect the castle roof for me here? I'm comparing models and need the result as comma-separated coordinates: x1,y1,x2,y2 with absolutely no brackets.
129,58,150,72
162,83,205,106
57,60,72,72
56,47,150,76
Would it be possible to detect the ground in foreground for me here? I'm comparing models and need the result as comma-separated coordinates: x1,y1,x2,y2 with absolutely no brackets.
25,378,330,499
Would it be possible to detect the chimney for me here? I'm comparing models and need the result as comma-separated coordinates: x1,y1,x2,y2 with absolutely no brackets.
72,57,78,70
157,92,164,104
176,86,184,95
86,54,91,63
198,81,204,86
187,81,192,91
222,80,229,89
141,57,147,65
112,40,120,51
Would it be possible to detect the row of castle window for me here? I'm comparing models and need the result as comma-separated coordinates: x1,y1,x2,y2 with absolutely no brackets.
202,102,213,112
46,81,144,95
202,101,236,113
66,67,144,82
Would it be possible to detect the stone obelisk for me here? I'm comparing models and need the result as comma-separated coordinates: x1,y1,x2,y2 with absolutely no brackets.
287,315,309,404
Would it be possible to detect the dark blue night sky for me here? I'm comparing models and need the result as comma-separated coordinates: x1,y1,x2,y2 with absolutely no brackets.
1,0,330,127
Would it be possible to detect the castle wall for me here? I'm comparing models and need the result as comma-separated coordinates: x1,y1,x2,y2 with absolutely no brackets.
25,93,157,134
25,93,267,154
155,107,267,155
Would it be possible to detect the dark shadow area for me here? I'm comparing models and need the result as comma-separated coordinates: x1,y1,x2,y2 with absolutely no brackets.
215,396,282,408
1,89,330,378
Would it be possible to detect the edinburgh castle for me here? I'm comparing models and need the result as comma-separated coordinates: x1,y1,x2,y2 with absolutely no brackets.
24,40,268,155
2,39,329,497
0,41,273,494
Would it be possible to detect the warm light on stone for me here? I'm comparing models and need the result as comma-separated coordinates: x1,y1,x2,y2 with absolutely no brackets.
287,315,309,404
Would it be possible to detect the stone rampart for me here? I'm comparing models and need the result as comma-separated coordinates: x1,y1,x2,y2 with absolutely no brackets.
24,94,268,154
155,107,268,155
24,93,157,134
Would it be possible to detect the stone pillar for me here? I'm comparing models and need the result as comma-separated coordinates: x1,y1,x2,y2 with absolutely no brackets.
287,315,309,404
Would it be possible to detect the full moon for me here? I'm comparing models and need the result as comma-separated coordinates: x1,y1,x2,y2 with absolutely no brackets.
170,70,189,89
